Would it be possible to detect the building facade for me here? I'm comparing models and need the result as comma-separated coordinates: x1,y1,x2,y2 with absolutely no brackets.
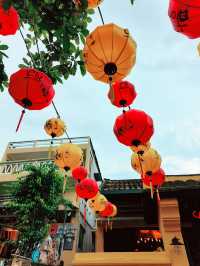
0,139,200,266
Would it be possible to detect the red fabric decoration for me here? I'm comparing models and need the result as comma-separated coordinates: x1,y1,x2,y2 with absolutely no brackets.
113,109,154,147
142,168,165,187
168,0,200,39
72,166,88,181
75,178,98,199
108,80,137,108
0,6,19,36
99,202,114,217
8,68,55,110
193,211,200,219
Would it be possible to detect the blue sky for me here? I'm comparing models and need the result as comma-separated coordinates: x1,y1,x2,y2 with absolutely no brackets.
1,0,200,179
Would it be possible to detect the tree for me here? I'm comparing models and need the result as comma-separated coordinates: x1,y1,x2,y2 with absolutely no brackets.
8,162,72,257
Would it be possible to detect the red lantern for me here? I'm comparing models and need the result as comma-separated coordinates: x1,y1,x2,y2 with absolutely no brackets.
8,68,55,131
72,166,88,181
0,6,19,36
108,80,137,108
75,178,98,199
193,211,200,219
143,168,165,187
113,109,154,147
168,0,200,39
99,201,114,217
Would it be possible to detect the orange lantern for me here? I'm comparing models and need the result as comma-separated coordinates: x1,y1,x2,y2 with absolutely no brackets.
44,118,66,138
73,0,103,9
131,148,161,177
83,23,137,83
54,143,83,171
87,192,107,212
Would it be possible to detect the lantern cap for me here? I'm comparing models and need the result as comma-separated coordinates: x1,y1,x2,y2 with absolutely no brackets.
104,62,117,76
132,139,141,147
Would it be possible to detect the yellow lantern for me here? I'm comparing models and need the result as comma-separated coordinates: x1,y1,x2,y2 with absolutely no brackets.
131,148,161,176
87,192,108,212
130,142,151,155
54,143,83,171
44,118,66,138
83,23,137,83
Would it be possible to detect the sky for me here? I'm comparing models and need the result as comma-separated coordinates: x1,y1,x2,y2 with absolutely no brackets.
1,0,200,179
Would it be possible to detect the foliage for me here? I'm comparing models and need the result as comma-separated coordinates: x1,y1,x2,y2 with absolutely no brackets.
0,0,134,91
0,42,8,92
8,162,71,257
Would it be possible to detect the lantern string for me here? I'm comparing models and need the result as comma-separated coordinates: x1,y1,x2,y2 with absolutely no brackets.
33,23,43,69
52,101,72,143
19,28,36,69
97,7,105,25
138,154,144,179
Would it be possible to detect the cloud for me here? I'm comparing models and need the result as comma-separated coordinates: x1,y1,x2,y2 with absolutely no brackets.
163,155,200,175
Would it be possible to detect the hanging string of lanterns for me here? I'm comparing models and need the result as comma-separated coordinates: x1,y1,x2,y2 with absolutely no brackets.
83,4,166,202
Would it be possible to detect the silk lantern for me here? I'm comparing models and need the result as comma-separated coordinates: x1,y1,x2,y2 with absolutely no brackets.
143,168,165,200
143,168,165,187
0,6,19,36
44,118,66,138
87,192,107,212
74,0,103,8
131,148,161,176
9,68,55,131
108,80,137,108
168,0,200,39
99,201,114,217
54,143,83,171
75,178,98,199
110,204,117,217
130,142,151,155
72,166,88,182
114,109,154,147
83,23,137,83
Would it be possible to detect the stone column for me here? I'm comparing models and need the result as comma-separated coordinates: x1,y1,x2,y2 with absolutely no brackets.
159,199,189,266
95,223,104,252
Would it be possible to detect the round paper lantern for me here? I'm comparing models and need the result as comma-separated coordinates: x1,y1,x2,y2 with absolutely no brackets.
72,166,88,181
114,109,154,147
75,178,98,199
99,201,114,217
73,0,103,9
143,168,165,187
110,204,117,217
168,0,200,39
44,118,65,138
83,23,137,83
131,148,161,176
130,142,151,155
54,143,83,171
108,80,137,108
87,192,107,212
9,68,55,110
0,6,19,36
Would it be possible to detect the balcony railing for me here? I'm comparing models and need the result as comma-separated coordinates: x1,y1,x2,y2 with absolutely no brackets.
7,137,91,149
0,159,51,175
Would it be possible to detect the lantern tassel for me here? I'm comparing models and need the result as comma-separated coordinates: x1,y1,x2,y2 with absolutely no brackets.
156,188,160,203
16,109,25,132
84,205,87,224
150,181,154,199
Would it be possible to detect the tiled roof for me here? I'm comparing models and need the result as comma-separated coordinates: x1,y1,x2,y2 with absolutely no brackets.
101,177,200,194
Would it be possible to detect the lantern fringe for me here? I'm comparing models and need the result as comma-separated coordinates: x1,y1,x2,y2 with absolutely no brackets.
48,140,53,159
16,109,26,132
156,188,160,203
84,205,87,224
150,181,154,199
